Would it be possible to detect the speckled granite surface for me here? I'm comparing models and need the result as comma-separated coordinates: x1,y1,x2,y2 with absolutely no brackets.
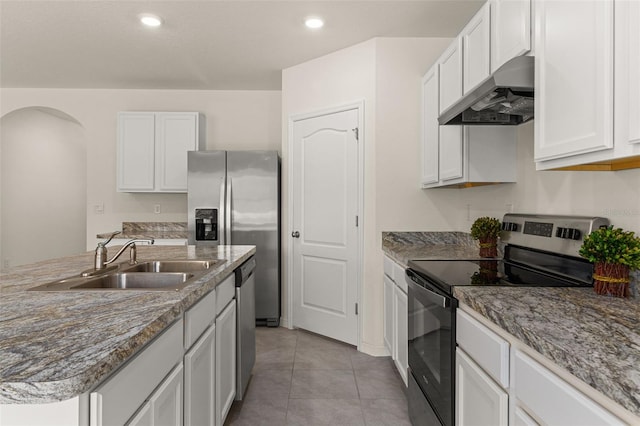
97,222,188,239
454,287,640,417
0,245,255,404
382,231,500,267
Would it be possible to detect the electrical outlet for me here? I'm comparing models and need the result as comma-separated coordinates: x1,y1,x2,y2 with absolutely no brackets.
3,259,10,269
505,203,514,213
94,203,104,214
154,204,161,214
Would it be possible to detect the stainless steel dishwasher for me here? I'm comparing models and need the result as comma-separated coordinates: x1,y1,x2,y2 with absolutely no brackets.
235,256,256,400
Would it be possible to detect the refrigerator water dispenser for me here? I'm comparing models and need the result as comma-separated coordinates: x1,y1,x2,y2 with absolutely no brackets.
195,208,217,241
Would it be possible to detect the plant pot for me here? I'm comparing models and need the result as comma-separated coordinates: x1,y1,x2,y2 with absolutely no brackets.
478,237,498,258
593,262,630,298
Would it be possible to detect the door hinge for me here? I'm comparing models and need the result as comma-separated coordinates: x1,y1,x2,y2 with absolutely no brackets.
352,127,359,141
355,303,359,315
356,216,359,227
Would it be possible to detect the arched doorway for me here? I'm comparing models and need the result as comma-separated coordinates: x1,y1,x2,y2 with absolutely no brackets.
1,106,87,270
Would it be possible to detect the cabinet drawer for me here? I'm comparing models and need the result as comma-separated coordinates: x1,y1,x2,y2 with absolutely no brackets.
457,310,509,388
90,318,183,426
216,274,235,316
393,261,407,293
184,289,216,349
383,255,395,281
513,350,624,425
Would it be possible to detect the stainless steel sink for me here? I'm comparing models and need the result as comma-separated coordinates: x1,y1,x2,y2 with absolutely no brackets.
119,259,225,273
29,259,225,291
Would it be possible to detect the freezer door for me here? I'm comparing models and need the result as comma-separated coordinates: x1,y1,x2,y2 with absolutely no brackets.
187,151,226,246
227,151,280,324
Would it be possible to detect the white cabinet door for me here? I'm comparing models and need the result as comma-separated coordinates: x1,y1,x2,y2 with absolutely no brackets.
491,0,531,73
394,285,408,386
383,274,395,357
513,406,539,426
215,300,236,426
439,126,464,181
151,363,183,426
439,38,463,114
118,112,202,193
421,65,440,186
156,113,199,192
185,325,215,426
456,349,508,426
534,0,614,161
462,2,491,94
616,0,640,147
127,402,153,426
118,112,156,191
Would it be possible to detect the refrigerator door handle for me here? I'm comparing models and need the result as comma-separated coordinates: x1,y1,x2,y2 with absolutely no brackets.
219,177,226,244
225,177,232,245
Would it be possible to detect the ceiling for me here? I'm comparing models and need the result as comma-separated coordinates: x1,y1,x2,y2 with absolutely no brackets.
0,0,482,90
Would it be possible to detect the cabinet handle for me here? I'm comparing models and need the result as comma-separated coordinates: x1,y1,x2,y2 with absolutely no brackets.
291,231,300,238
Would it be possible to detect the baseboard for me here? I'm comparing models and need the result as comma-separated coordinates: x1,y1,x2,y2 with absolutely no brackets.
279,316,291,329
359,341,391,357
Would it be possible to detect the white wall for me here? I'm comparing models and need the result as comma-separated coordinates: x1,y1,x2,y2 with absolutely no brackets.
1,107,87,268
453,122,640,234
0,89,282,251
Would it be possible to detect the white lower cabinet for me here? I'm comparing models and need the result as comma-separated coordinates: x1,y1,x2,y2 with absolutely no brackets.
393,284,408,385
129,363,183,426
382,255,408,386
215,299,237,426
457,306,629,426
90,319,183,426
456,349,508,426
383,274,394,355
184,325,215,426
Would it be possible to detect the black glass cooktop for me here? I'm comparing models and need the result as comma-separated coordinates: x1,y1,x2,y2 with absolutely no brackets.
407,257,593,296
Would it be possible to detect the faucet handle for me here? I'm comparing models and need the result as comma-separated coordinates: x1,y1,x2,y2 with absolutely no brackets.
99,231,121,247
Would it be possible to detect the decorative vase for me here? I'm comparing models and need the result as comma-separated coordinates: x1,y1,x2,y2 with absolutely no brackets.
478,237,498,258
593,262,630,298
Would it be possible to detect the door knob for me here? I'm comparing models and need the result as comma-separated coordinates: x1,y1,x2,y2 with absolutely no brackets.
291,231,300,238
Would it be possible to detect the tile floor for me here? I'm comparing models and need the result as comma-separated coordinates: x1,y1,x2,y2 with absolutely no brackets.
225,327,411,425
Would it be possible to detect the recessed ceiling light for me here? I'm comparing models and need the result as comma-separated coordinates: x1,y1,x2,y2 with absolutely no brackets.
139,14,162,27
305,17,324,29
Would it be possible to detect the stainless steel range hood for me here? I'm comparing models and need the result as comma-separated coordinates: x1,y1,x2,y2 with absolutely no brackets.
439,56,534,125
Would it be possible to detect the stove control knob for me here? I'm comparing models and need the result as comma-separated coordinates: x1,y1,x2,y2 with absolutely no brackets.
502,221,518,232
568,228,581,240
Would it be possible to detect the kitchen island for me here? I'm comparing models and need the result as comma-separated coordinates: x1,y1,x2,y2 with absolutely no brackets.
0,244,255,408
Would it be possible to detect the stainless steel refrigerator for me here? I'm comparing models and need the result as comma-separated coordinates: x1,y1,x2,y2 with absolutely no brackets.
187,150,280,326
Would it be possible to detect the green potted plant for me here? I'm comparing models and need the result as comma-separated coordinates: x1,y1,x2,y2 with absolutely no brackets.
471,217,501,258
579,226,640,298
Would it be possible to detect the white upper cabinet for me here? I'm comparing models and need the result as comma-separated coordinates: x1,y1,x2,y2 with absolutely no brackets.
118,112,204,192
421,66,440,186
616,0,640,148
462,2,491,94
535,0,640,170
438,38,463,114
534,0,614,162
491,0,531,73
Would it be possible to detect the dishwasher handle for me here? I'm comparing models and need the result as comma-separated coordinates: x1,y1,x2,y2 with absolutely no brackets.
235,256,256,286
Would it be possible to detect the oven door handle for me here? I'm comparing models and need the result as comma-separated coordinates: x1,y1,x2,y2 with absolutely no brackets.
406,269,451,308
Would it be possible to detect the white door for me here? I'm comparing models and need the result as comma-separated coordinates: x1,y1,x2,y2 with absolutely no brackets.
291,107,360,345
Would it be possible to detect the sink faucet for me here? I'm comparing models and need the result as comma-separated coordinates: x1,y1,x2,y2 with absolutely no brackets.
87,231,155,274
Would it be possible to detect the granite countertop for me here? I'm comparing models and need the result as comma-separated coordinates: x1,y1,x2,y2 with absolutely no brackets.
382,231,500,267
0,244,255,404
382,231,640,418
97,222,188,240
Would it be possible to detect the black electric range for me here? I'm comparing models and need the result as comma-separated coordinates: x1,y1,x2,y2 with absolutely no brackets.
405,213,610,426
